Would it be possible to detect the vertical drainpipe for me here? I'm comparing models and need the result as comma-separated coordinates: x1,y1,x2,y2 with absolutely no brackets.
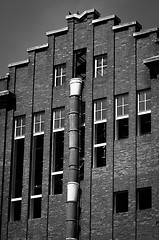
66,78,82,240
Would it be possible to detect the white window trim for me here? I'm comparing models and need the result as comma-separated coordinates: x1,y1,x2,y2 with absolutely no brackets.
115,96,129,120
94,119,107,124
51,171,63,176
93,100,107,168
95,55,107,78
14,135,25,140
94,100,107,122
94,119,107,148
53,127,64,133
94,142,106,148
53,109,65,130
11,197,22,202
51,109,65,195
33,131,44,136
138,92,151,115
138,110,151,116
31,194,42,199
33,113,45,135
51,128,64,174
54,65,66,87
14,117,25,139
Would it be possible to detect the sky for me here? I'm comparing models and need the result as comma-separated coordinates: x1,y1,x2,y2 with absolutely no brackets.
0,0,159,76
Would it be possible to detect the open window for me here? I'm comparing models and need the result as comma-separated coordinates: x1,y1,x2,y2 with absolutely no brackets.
74,48,86,80
137,90,151,135
10,116,25,221
51,108,65,195
54,64,66,87
94,54,107,78
115,94,129,140
137,187,152,210
114,190,128,213
30,112,44,219
93,99,107,168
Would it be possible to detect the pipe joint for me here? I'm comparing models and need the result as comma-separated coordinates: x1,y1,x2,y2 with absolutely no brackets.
70,78,82,96
67,182,79,202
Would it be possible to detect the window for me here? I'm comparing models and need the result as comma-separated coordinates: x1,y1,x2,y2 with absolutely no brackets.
74,49,86,80
79,102,85,180
94,54,107,78
10,116,25,221
54,64,66,87
30,112,44,219
51,108,65,195
34,112,44,135
93,99,106,168
14,116,25,138
114,191,128,213
137,90,151,135
137,187,152,210
115,94,129,140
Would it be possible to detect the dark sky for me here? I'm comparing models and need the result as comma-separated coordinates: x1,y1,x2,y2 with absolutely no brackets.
0,0,159,76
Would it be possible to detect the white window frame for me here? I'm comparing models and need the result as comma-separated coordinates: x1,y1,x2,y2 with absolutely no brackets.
51,108,65,195
30,112,44,219
33,112,45,136
93,99,107,168
95,55,107,78
138,90,151,115
11,116,25,221
10,197,22,221
115,95,129,120
54,64,66,87
14,116,25,139
115,94,129,140
30,194,42,219
137,90,151,135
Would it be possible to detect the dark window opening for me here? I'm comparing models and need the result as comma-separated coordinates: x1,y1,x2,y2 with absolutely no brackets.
95,145,106,168
52,174,63,195
54,131,64,172
12,139,24,198
114,191,128,213
32,135,44,195
74,49,86,80
137,187,152,210
80,125,85,159
80,159,84,181
94,122,106,168
95,122,106,144
11,201,21,221
10,138,24,222
138,113,151,135
31,197,41,219
116,118,129,140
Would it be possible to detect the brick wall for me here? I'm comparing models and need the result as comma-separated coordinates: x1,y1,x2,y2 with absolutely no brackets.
0,9,159,240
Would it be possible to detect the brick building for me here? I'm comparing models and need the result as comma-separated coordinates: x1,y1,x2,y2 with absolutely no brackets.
0,8,159,239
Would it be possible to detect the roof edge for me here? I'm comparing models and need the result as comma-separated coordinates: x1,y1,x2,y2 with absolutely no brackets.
0,73,9,80
27,43,48,52
8,60,29,68
133,27,158,37
46,27,68,36
113,21,142,31
66,9,100,20
92,15,121,25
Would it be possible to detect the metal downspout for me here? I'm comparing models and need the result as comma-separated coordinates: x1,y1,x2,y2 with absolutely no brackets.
66,78,82,240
